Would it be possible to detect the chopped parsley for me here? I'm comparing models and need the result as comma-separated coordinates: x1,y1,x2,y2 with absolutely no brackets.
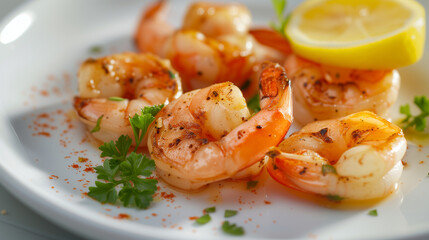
90,115,104,133
270,0,290,37
246,180,258,189
168,70,175,79
247,94,261,114
321,164,337,176
108,97,126,101
87,105,163,209
204,206,216,214
195,214,211,224
224,210,238,218
89,45,103,54
222,221,245,236
400,96,429,131
326,194,344,202
368,209,378,216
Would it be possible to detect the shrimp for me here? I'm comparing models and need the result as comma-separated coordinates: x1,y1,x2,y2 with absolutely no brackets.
147,62,292,190
266,111,407,200
74,52,182,146
134,1,285,96
284,54,400,125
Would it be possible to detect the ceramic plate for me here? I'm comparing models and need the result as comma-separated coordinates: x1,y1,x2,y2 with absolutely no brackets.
0,1,428,239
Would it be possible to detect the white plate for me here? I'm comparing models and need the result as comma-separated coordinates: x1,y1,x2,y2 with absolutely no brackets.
0,1,428,239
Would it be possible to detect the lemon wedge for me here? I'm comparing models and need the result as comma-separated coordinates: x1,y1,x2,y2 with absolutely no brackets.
285,0,426,69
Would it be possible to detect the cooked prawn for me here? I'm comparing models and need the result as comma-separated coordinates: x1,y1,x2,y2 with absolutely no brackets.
134,0,285,95
284,54,400,125
147,62,292,190
267,111,406,200
74,52,182,146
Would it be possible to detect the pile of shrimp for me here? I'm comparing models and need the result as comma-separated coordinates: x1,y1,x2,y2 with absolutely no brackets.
134,0,286,98
72,0,407,201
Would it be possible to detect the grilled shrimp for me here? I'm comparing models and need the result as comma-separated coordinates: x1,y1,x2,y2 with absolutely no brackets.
147,63,292,190
267,111,406,200
284,54,400,125
74,52,182,146
134,0,285,96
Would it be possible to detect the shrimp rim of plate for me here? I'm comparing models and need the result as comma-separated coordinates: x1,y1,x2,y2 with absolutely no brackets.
147,62,293,190
284,54,400,125
74,52,182,147
267,111,407,200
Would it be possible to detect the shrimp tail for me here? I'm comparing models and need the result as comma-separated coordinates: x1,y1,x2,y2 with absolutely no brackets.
134,0,173,54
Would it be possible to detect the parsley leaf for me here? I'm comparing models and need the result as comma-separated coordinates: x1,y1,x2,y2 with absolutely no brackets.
129,104,164,151
321,164,337,176
90,115,104,133
326,194,344,202
368,209,378,216
99,135,132,162
196,214,211,224
88,181,117,204
204,206,216,214
88,105,163,209
247,94,261,114
400,96,429,132
222,221,245,236
224,210,238,218
270,0,290,37
108,97,126,101
246,180,258,189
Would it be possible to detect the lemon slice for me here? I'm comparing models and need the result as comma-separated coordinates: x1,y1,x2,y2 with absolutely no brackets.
285,0,426,69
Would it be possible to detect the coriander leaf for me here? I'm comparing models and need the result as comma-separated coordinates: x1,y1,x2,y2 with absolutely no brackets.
222,221,245,236
195,214,211,224
415,96,429,113
118,186,154,209
94,159,120,182
88,181,118,204
368,209,378,216
108,97,126,101
224,210,238,218
246,180,258,189
204,206,216,214
99,135,132,161
247,94,261,114
321,164,337,176
90,115,104,133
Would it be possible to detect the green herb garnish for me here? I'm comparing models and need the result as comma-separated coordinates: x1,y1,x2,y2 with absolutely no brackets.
270,0,290,37
321,164,337,176
108,97,126,101
204,206,216,214
368,209,378,216
88,105,163,209
247,94,260,114
222,221,245,236
224,210,238,218
90,45,102,54
400,96,429,131
196,214,211,224
246,180,258,189
90,115,104,133
129,104,164,151
168,70,175,79
326,194,344,202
